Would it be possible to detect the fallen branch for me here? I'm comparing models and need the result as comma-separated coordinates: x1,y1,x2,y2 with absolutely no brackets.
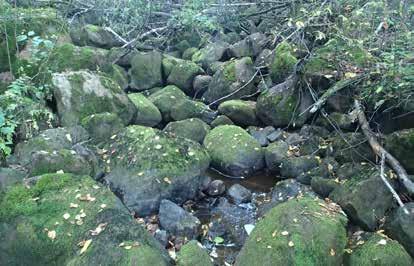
104,27,128,45
310,74,365,114
354,99,414,196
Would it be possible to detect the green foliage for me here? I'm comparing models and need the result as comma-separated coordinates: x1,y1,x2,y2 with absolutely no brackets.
0,77,53,157
171,0,218,33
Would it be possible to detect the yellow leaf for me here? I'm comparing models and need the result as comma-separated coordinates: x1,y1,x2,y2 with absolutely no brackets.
80,239,92,255
330,249,336,256
281,231,289,236
288,241,294,247
63,213,71,220
296,21,305,28
345,72,357,78
90,223,108,236
47,230,56,240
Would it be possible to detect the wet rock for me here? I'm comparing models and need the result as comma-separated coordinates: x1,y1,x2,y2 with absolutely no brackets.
330,167,393,231
103,125,210,215
81,112,123,144
129,50,163,91
280,155,319,179
52,71,136,127
148,85,188,122
264,140,289,172
211,197,256,245
347,233,413,266
70,24,123,49
247,126,276,147
154,229,169,247
218,100,258,127
159,199,201,239
236,197,348,266
385,203,414,257
204,125,264,176
385,128,414,174
206,180,226,196
171,99,217,123
210,115,234,128
164,118,210,144
193,75,212,98
266,128,283,142
163,56,204,95
227,184,252,204
256,84,313,128
128,93,162,127
202,58,256,104
0,173,170,265
14,127,89,165
177,240,213,266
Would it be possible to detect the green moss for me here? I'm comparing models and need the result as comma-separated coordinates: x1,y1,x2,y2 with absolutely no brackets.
236,197,348,266
270,42,298,83
148,85,188,121
348,233,413,266
385,129,414,173
223,60,237,82
182,47,199,60
177,240,213,266
218,100,257,126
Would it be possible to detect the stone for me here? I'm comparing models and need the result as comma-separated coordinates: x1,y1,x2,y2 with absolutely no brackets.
227,184,252,204
316,112,356,131
182,47,199,61
270,42,298,83
170,99,217,123
218,100,258,127
0,173,170,265
128,93,162,127
192,42,229,70
210,115,234,128
206,180,226,196
81,112,124,144
52,71,136,127
159,200,201,239
385,128,414,174
385,203,414,257
154,229,169,247
348,233,413,266
247,126,276,147
329,133,375,163
164,118,210,144
163,56,204,95
204,125,264,176
148,85,188,122
0,167,26,192
228,33,268,58
330,167,393,231
102,125,210,215
70,24,124,49
129,50,163,91
264,140,289,172
176,240,213,266
280,156,319,179
193,75,212,98
202,58,256,104
236,197,348,266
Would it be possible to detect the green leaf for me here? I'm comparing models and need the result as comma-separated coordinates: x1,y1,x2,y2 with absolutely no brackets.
213,236,224,244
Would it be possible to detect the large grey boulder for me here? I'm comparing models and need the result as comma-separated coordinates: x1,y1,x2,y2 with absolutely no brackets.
129,50,163,91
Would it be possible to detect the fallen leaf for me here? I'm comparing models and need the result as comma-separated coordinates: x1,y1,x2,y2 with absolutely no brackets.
214,236,224,244
281,231,289,236
377,239,387,245
100,204,107,209
80,239,92,255
90,223,108,236
155,144,162,150
124,246,132,250
47,230,56,240
63,213,71,220
330,249,336,256
288,241,294,247
163,177,172,184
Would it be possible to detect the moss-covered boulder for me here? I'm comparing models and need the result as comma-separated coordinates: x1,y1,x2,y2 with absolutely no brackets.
128,93,162,127
14,127,89,165
347,233,413,266
182,47,199,61
148,85,188,122
204,125,264,176
192,41,229,70
228,33,268,59
256,84,313,128
102,125,210,215
280,156,319,179
48,43,109,73
28,149,95,177
105,64,129,90
164,118,210,144
385,203,414,258
162,56,204,95
329,132,375,163
81,112,124,144
264,140,289,172
0,167,26,193
70,24,123,49
316,112,356,131
218,100,258,127
129,50,163,91
170,99,217,123
330,167,393,231
202,57,256,104
270,42,298,83
177,240,213,266
236,197,348,266
210,115,234,128
0,173,171,265
52,71,136,127
385,128,414,174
